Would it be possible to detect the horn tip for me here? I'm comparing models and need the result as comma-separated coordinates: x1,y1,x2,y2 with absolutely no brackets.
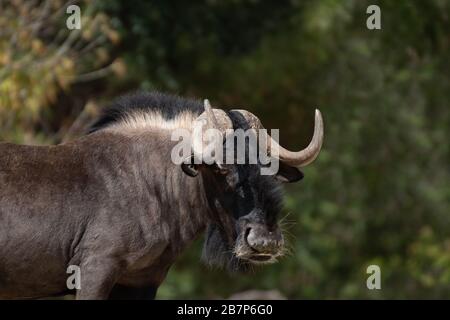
204,99,211,110
315,109,324,127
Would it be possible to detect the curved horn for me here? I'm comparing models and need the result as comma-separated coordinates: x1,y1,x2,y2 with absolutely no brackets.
201,99,232,130
270,109,324,167
191,99,233,161
232,108,324,167
203,99,219,128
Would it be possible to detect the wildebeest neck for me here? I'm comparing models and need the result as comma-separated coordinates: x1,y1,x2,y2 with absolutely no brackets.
0,129,212,298
83,130,212,253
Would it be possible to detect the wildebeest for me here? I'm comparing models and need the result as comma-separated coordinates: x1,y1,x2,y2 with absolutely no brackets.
0,92,323,299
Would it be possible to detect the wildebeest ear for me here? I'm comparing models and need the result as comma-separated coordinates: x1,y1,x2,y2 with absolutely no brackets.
181,155,199,177
275,162,304,183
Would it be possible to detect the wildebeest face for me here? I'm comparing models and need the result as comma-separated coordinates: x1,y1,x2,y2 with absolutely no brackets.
209,161,300,264
180,99,323,271
183,148,304,271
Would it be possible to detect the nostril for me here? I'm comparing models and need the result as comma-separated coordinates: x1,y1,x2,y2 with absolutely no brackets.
245,227,262,251
244,227,252,240
245,228,257,247
244,225,284,255
245,228,255,247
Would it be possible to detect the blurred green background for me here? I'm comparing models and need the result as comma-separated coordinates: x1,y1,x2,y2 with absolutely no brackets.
1,0,449,299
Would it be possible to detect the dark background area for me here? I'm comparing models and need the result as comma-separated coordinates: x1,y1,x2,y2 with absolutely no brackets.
0,0,449,298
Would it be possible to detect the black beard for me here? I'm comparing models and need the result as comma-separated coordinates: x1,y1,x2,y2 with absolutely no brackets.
201,223,250,273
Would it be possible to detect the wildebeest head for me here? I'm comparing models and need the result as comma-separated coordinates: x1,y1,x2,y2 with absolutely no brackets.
181,100,324,271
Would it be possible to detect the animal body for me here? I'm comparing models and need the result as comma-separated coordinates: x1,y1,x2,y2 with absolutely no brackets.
0,92,323,299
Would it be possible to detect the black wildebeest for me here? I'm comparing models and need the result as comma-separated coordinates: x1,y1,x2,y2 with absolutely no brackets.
0,92,323,299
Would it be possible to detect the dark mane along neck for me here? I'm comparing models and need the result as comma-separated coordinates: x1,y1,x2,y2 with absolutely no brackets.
89,91,204,133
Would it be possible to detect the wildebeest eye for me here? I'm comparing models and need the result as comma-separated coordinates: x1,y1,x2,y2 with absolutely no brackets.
212,163,229,175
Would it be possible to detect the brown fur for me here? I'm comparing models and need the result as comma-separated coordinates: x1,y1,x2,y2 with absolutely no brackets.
0,130,209,299
0,92,302,299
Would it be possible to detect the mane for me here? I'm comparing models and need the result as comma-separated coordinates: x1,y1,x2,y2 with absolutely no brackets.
89,91,205,133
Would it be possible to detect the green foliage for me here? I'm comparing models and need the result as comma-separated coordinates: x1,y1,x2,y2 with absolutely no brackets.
0,0,118,143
